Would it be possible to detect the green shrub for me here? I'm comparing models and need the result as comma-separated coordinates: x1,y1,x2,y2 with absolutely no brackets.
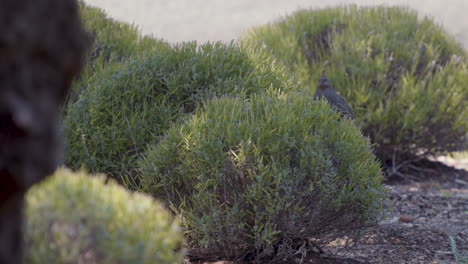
242,6,468,166
25,168,184,264
139,94,385,261
67,2,169,104
64,41,295,185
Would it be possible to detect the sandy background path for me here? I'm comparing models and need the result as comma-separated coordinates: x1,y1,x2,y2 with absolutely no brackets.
83,0,468,48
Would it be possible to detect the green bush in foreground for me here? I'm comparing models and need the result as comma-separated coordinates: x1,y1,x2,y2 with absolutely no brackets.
243,6,468,165
64,41,295,185
139,94,385,261
25,168,184,264
67,2,169,104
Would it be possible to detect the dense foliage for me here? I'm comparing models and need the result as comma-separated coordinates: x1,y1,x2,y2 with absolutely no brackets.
64,40,294,185
139,94,386,261
25,169,184,264
242,6,468,166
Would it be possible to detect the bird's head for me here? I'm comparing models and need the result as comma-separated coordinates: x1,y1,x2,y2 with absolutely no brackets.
317,75,331,90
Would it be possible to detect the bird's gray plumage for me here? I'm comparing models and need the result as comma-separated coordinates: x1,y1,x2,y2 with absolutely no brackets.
314,75,355,120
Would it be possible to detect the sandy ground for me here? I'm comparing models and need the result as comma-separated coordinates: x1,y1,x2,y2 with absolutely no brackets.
83,0,468,48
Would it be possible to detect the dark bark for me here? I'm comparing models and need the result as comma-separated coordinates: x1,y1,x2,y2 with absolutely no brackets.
0,0,88,262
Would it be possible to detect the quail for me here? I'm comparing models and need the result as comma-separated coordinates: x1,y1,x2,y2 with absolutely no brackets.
314,75,355,120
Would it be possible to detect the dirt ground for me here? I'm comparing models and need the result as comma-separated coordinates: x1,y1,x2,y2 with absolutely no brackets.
187,161,467,264
83,0,468,49
310,163,468,264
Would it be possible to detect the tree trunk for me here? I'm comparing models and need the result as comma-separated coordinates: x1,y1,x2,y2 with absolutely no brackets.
0,0,88,262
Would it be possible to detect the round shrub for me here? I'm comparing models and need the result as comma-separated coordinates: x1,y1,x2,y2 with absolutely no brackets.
139,94,385,261
242,6,468,166
64,41,295,185
25,168,184,264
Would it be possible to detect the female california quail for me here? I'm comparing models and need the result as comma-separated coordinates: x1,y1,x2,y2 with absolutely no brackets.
314,75,355,120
